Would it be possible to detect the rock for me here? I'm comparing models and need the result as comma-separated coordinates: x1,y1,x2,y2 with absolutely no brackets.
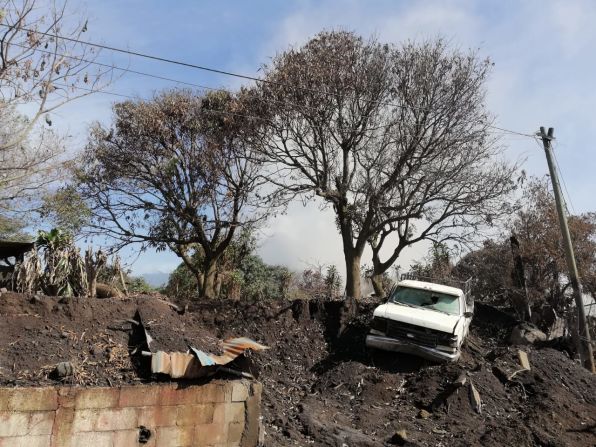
469,381,482,414
509,323,547,345
418,409,431,419
388,429,408,445
54,361,74,378
432,428,448,435
96,283,123,298
517,350,531,370
452,372,467,387
0,287,7,293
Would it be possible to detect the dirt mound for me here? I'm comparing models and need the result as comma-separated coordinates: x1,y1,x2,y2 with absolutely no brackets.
1,292,594,446
187,298,595,447
0,292,216,386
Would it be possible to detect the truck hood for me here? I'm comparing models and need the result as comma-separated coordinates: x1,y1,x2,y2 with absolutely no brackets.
374,302,461,334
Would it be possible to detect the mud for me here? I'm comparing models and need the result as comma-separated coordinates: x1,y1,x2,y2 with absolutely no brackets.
0,292,594,446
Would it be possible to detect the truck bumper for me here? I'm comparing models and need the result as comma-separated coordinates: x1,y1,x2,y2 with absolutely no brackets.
365,334,460,363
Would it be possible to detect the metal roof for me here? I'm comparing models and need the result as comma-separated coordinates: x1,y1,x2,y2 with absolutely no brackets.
0,240,34,259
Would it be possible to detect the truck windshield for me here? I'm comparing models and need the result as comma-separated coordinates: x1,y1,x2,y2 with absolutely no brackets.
390,287,460,315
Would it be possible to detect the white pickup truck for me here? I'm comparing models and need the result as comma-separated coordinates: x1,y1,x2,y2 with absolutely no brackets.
366,275,474,362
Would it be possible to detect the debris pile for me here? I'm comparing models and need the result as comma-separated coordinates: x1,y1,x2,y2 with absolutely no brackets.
0,292,594,446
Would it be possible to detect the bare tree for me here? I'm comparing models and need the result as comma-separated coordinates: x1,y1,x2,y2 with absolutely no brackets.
255,31,516,300
0,0,109,150
78,89,272,299
0,0,111,211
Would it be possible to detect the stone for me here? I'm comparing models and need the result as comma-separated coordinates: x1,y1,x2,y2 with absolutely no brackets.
418,409,431,419
469,381,482,414
74,388,119,409
388,428,408,445
517,350,531,370
94,408,138,431
54,362,74,378
509,323,547,345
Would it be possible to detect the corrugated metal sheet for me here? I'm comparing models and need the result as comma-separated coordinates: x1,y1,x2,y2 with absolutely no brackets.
150,337,268,379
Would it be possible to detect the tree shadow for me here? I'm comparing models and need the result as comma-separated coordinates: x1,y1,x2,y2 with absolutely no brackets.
311,305,431,375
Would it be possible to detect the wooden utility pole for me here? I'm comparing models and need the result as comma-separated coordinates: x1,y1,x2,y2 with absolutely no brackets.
539,127,595,372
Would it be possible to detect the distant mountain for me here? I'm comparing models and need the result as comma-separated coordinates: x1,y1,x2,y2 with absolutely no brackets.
141,271,170,288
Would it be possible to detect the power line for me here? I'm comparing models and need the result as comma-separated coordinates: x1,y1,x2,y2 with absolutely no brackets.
3,23,537,139
10,41,332,115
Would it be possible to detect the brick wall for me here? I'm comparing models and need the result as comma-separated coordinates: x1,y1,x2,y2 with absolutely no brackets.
0,380,261,447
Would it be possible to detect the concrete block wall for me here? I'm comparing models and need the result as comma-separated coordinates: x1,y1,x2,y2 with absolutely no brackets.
0,380,261,447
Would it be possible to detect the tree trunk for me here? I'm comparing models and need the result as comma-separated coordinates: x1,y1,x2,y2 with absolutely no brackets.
510,235,532,321
200,258,218,299
371,274,385,297
344,252,362,301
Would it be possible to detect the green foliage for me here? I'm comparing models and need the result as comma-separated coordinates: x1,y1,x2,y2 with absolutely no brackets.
324,265,342,298
233,255,292,300
410,242,453,280
39,186,91,236
163,253,292,302
163,261,199,301
127,276,155,294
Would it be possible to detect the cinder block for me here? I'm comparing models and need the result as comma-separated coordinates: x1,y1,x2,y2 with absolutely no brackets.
28,411,55,435
195,384,229,404
228,422,245,444
159,385,196,406
137,405,178,427
155,426,194,447
194,423,226,446
176,404,215,426
71,431,112,447
0,412,31,437
71,409,97,432
119,386,160,407
231,382,249,402
242,391,261,447
50,408,75,447
57,388,76,408
213,402,245,424
0,389,12,411
249,382,262,398
0,434,52,447
95,408,138,431
9,388,58,411
112,429,140,446
75,388,119,409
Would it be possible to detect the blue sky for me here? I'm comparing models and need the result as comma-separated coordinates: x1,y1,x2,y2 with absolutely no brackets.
50,0,596,279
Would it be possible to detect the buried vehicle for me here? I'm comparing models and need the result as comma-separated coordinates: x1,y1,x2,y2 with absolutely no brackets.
366,274,474,362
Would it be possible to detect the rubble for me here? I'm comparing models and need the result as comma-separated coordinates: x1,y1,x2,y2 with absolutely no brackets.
509,322,547,345
0,292,594,446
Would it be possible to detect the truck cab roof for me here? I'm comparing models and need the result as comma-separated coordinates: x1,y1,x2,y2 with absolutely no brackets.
397,279,464,297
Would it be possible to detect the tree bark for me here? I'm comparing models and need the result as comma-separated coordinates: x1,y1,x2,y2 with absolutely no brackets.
371,274,385,297
200,258,218,299
344,251,362,301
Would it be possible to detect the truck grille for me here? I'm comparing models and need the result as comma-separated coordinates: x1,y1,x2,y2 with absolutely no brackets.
385,320,447,348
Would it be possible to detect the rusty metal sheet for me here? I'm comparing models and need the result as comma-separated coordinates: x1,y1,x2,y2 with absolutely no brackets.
190,337,269,366
150,337,268,378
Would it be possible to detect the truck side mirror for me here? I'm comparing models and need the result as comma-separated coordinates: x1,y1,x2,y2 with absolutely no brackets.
464,311,474,318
